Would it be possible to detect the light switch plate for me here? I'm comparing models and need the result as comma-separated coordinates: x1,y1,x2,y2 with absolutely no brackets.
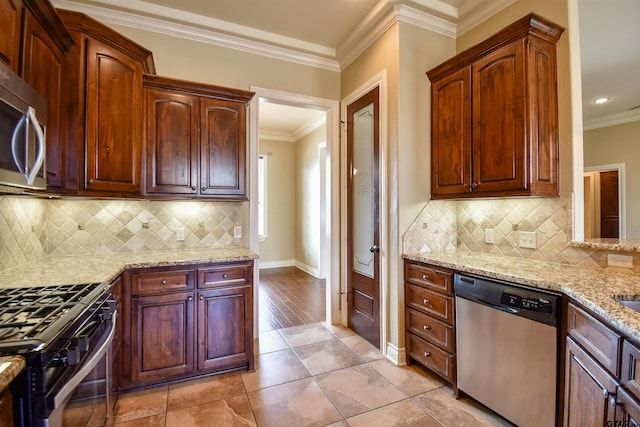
484,229,495,244
518,231,537,249
234,226,242,239
608,253,633,269
176,227,185,241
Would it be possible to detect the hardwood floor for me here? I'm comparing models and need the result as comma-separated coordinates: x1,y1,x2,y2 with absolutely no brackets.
258,267,326,332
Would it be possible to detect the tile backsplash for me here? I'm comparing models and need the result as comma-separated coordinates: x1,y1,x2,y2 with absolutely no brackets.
0,196,247,270
403,194,604,270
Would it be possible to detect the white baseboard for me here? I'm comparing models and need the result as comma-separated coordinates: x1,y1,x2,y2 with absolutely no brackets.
295,260,320,278
386,342,406,366
258,259,296,269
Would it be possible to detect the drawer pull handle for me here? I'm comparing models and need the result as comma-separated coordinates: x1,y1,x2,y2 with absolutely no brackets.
423,325,430,330
161,279,167,285
423,299,430,305
424,352,431,357
422,274,428,280
223,273,229,279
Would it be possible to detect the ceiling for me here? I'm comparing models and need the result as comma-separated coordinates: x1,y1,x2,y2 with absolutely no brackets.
53,0,639,136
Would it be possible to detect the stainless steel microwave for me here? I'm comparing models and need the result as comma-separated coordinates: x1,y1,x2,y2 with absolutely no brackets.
0,61,47,191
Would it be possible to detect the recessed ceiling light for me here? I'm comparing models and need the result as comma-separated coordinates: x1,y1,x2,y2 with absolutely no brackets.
593,97,610,104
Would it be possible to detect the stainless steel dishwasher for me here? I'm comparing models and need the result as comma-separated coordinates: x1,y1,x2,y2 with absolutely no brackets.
454,273,560,427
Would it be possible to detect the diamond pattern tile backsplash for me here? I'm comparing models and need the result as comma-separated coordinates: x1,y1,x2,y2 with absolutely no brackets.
0,196,247,269
403,194,606,270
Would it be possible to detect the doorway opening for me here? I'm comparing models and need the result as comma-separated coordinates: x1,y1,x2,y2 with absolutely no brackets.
249,88,340,334
584,163,626,239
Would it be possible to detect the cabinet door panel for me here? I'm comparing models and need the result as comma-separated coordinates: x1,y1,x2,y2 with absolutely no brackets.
200,98,246,198
430,68,471,196
472,41,526,194
198,286,252,370
21,12,65,188
0,0,23,73
616,387,640,425
145,89,198,194
564,337,617,427
85,39,143,193
131,293,194,383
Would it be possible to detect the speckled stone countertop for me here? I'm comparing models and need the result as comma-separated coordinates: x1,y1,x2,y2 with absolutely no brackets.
403,251,640,344
0,247,258,288
0,356,24,394
570,238,640,252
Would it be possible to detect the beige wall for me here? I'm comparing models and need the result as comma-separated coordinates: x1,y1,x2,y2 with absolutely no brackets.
584,121,640,239
109,24,340,99
295,126,326,272
456,0,573,194
258,139,296,264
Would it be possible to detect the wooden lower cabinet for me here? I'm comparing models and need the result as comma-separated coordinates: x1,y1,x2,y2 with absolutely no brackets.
131,292,195,384
122,261,254,389
564,336,617,426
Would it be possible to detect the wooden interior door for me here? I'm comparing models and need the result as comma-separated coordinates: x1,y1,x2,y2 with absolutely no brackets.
346,87,380,348
600,170,619,238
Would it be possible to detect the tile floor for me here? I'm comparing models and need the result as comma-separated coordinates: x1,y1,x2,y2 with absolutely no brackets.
109,322,513,426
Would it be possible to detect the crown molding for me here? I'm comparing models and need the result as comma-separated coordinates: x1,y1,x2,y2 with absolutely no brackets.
52,0,341,71
258,132,296,142
456,0,517,36
583,110,640,131
293,115,327,141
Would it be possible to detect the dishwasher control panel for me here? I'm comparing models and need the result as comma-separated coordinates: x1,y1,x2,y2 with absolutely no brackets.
501,292,553,313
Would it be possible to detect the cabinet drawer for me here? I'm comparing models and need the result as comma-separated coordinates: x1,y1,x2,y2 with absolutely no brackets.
567,303,621,375
131,269,195,295
197,264,252,288
406,284,453,323
405,262,452,295
406,308,454,352
407,333,454,382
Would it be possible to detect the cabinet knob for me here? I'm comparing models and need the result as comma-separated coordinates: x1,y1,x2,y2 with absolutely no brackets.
610,396,617,409
223,273,229,279
161,279,167,285
423,352,431,357
201,186,207,192
88,179,94,184
191,186,197,191
471,182,478,188
422,274,428,280
602,389,609,399
423,299,430,306
200,295,204,301
188,296,193,301
423,325,430,330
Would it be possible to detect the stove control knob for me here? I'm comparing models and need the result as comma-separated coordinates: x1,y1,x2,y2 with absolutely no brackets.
66,347,81,366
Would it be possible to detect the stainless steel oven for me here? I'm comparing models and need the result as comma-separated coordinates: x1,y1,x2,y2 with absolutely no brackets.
2,282,117,426
0,60,47,192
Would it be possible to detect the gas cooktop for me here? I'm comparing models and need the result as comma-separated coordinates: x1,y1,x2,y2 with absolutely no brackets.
0,283,108,353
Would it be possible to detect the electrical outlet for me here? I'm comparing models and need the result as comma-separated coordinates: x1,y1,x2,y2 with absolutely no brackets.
484,229,495,244
518,231,537,249
608,253,633,269
176,227,185,241
234,226,242,239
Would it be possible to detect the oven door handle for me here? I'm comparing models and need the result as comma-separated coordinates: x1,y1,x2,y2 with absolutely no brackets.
53,310,118,408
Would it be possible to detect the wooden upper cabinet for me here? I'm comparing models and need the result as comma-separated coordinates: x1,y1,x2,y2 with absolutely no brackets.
427,13,564,199
145,88,199,194
85,40,144,193
21,3,74,189
200,97,246,197
431,68,471,196
0,0,23,73
58,10,155,196
143,75,254,199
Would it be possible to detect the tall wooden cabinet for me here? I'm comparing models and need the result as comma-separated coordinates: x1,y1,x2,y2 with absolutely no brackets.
122,261,254,389
58,10,155,195
0,0,23,73
143,75,254,199
427,13,564,199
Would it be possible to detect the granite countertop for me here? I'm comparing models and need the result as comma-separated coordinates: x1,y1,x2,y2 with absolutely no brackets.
0,356,24,394
403,251,640,343
0,247,258,288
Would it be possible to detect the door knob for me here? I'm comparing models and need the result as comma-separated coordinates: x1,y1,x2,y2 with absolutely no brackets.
369,245,380,253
